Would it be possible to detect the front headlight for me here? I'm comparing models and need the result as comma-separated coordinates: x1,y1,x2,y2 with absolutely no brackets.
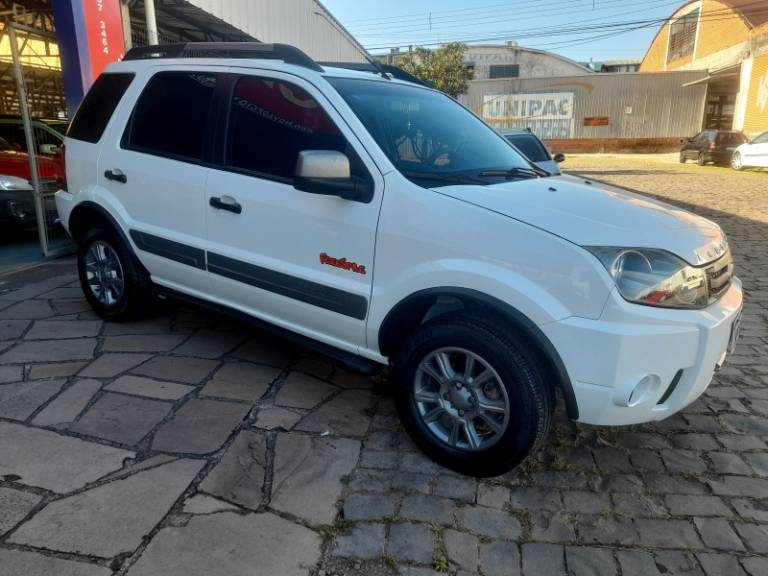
587,247,708,309
0,175,33,191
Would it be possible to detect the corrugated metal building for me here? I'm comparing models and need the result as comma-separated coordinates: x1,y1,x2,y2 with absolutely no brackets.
461,70,709,150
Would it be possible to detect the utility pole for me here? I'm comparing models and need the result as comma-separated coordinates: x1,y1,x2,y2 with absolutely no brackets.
144,0,158,45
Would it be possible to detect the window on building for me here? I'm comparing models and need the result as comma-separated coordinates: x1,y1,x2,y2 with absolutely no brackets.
225,76,348,181
123,71,217,162
489,64,520,79
668,9,699,63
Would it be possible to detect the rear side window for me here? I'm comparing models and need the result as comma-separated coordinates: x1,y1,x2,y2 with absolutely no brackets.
68,73,134,143
123,71,216,162
505,134,549,162
225,76,347,180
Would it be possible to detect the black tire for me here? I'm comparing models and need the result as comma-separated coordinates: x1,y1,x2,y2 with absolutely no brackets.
77,227,150,321
697,152,707,166
731,152,744,171
679,151,686,163
393,312,553,477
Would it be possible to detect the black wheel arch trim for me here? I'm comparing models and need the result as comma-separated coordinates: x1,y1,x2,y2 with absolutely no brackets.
379,287,579,420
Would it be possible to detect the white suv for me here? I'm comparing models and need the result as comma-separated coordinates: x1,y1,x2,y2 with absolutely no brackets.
56,43,743,477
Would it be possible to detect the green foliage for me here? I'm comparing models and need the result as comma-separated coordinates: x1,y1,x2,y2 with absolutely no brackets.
399,42,474,98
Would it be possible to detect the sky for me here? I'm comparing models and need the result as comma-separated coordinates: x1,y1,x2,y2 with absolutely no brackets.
323,0,685,63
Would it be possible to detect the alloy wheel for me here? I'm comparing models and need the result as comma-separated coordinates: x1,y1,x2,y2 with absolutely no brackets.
84,241,125,306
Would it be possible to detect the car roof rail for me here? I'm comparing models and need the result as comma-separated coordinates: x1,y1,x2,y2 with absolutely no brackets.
317,61,433,88
123,42,324,72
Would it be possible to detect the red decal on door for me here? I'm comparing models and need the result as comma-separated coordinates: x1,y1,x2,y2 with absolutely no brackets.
320,252,367,275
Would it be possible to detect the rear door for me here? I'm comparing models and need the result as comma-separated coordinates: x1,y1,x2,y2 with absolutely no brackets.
97,67,220,296
203,70,384,351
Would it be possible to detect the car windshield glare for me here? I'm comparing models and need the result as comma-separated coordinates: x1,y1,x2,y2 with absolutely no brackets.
327,77,533,187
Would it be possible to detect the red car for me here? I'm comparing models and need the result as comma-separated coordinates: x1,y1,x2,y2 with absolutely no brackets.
0,136,61,180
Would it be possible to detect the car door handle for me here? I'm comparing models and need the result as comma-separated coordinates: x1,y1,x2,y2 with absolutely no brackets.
209,195,242,214
104,169,127,183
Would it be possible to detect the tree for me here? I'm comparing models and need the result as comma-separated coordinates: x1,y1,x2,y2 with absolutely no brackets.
399,43,474,98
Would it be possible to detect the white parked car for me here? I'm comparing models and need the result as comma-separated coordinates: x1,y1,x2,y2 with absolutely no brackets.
56,43,743,477
731,130,768,170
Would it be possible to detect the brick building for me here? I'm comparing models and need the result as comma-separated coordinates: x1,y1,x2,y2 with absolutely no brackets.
640,0,768,136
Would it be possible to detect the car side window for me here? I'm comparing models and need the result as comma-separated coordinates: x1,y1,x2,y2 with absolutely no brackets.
123,71,216,162
754,132,768,144
224,76,352,181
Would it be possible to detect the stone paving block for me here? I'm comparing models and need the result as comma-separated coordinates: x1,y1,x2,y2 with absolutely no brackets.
3,275,75,301
444,529,479,572
708,452,753,475
734,522,768,553
274,371,338,409
132,355,219,384
391,471,432,494
40,286,85,300
562,490,611,515
0,364,23,383
707,475,768,497
718,434,768,451
152,398,250,454
0,549,111,576
722,414,768,435
616,549,663,576
387,522,434,564
253,404,302,430
24,320,102,340
199,430,266,509
10,459,204,558
696,553,747,576
73,392,172,445
271,433,360,525
0,421,133,492
400,494,455,524
173,329,247,358
229,336,295,367
578,517,638,546
477,484,510,509
665,494,732,517
347,468,394,493
200,361,279,401
0,379,64,420
457,505,521,540
343,492,397,521
670,433,719,451
479,540,520,576
27,360,88,380
102,334,186,353
634,519,703,549
566,546,618,576
660,449,708,474
0,338,97,363
530,510,576,543
522,543,565,576
51,299,92,315
0,319,29,340
509,486,562,511
333,522,385,560
79,353,153,378
0,486,42,534
743,452,768,476
0,300,55,320
127,512,321,576
645,474,708,495
32,379,102,427
742,556,768,576
611,492,667,518
105,374,194,400
434,474,476,502
732,498,768,522
182,494,239,514
295,389,373,437
653,551,704,576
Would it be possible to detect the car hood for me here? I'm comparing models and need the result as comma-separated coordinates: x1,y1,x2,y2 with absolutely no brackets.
435,174,726,265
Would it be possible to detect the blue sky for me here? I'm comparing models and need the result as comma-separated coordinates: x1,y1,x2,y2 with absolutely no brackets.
323,0,684,63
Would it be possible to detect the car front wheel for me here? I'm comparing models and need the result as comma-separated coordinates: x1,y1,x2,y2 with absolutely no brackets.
697,152,707,166
731,152,744,171
394,312,553,477
77,227,150,321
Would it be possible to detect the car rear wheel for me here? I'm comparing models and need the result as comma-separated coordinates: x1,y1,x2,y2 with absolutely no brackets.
77,227,150,321
697,152,707,166
393,312,553,477
731,152,744,171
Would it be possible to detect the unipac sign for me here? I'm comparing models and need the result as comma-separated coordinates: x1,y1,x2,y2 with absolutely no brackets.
482,92,575,138
53,0,126,116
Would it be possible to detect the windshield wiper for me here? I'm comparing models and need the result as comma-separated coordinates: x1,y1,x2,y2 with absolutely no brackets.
478,166,549,179
403,171,487,185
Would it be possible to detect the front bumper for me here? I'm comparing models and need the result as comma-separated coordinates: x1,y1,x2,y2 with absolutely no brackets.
542,277,743,425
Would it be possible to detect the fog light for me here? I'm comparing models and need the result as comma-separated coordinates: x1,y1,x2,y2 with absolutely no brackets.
613,374,662,407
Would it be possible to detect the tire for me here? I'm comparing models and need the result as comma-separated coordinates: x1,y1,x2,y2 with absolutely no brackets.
77,227,150,321
393,312,553,477
731,152,744,171
697,152,707,166
679,151,686,163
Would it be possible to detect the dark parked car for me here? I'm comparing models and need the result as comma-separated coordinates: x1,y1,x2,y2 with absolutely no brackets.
679,129,747,166
499,129,565,175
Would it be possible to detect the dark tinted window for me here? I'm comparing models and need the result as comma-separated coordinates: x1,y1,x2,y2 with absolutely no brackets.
489,64,519,79
69,73,134,143
504,134,550,162
716,132,747,145
226,76,347,180
124,71,216,162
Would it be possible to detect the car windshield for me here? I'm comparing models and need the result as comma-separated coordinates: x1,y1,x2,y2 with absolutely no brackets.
327,77,535,187
504,133,550,162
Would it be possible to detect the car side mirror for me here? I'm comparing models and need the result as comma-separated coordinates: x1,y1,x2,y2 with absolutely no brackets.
39,143,59,155
553,153,566,163
294,150,368,201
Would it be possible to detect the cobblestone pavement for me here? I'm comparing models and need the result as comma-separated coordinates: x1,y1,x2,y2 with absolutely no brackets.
0,158,767,576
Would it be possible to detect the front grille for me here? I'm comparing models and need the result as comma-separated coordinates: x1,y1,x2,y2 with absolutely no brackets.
705,250,733,303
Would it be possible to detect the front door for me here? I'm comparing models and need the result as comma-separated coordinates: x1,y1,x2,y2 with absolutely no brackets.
745,132,768,167
204,71,384,352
